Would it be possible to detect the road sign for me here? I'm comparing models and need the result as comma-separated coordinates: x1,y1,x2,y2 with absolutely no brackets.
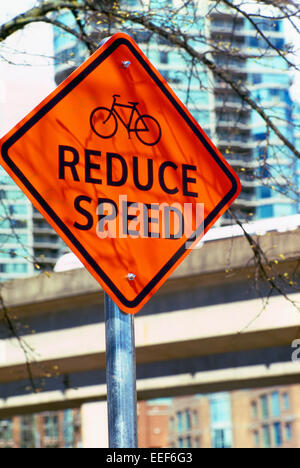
0,33,240,314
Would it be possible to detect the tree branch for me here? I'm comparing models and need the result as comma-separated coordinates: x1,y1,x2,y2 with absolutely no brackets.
0,1,92,42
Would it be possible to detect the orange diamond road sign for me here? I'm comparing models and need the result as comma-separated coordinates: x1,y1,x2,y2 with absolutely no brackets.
0,33,241,314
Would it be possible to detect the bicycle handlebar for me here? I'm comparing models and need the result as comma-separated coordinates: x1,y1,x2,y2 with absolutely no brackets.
113,94,121,98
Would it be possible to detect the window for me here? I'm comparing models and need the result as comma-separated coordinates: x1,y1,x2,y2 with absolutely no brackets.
260,187,271,199
271,392,280,417
193,410,198,427
176,412,183,433
11,219,27,229
159,51,168,64
251,402,258,419
262,425,271,448
210,394,232,448
259,205,274,219
169,417,175,433
253,431,259,448
44,414,59,439
285,423,292,441
63,409,75,448
273,422,282,447
283,393,290,411
185,436,192,448
212,429,232,449
20,415,35,449
4,263,28,274
184,410,191,431
210,394,232,424
252,74,262,85
0,419,13,443
260,395,269,419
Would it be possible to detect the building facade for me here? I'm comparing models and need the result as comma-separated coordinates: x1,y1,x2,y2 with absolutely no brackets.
1,384,300,448
168,385,300,449
138,401,170,448
0,409,81,449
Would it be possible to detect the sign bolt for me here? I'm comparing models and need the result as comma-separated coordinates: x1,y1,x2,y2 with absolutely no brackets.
127,273,136,281
122,60,131,68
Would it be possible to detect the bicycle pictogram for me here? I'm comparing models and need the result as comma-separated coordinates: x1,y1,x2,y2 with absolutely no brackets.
90,94,162,146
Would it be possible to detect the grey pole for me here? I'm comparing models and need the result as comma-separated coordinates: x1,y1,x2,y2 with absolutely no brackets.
104,293,138,448
97,36,137,447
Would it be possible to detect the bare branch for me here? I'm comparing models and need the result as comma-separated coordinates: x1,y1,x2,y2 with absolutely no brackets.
221,0,300,72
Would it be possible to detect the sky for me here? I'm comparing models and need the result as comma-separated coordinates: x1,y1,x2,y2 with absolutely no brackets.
0,0,36,23
0,1,55,137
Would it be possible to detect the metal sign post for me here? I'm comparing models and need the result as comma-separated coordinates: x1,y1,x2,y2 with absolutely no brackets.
104,292,138,448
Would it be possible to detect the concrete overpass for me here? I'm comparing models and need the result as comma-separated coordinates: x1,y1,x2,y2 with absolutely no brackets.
0,221,300,418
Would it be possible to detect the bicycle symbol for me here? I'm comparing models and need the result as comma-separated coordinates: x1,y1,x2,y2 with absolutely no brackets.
90,94,162,146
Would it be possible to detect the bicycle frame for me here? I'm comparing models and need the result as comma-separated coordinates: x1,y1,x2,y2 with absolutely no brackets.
106,95,146,134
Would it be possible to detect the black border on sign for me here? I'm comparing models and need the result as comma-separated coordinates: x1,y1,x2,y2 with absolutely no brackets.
1,37,239,309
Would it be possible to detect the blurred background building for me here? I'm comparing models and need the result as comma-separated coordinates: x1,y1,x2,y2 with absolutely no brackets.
0,409,81,448
1,385,300,448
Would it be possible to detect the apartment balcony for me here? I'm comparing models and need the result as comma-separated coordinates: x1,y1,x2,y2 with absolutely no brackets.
240,179,260,188
214,76,247,91
225,157,258,168
216,120,250,131
33,227,58,235
217,139,254,149
33,241,61,249
214,98,249,110
32,210,44,219
210,22,245,35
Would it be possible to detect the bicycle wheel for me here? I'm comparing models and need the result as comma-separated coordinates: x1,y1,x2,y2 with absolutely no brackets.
134,115,162,146
90,107,117,139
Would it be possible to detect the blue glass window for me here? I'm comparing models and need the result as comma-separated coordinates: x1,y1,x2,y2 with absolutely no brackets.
210,394,231,424
210,393,232,448
176,412,183,433
271,392,280,417
260,187,271,199
259,205,274,219
252,74,262,84
273,422,282,447
185,410,191,431
212,429,232,449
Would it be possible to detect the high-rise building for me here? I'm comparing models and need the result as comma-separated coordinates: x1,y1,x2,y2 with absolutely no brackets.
51,0,300,225
208,6,298,222
294,102,300,212
0,11,68,282
0,166,68,282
